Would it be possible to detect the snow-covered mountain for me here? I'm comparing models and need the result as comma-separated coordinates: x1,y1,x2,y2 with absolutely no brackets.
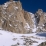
0,0,46,33
0,0,46,46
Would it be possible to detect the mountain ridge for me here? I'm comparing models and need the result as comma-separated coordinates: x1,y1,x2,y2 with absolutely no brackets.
0,0,46,33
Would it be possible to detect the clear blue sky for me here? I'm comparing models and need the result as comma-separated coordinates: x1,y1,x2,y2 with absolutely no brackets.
0,0,46,13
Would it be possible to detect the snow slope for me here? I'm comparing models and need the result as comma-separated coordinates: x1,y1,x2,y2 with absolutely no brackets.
0,30,46,46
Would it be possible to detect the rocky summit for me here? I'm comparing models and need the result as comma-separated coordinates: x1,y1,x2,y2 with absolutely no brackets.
0,0,46,33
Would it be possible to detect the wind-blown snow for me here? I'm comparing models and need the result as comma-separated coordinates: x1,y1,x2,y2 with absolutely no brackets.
32,28,37,32
2,2,11,9
0,30,46,46
29,12,37,32
2,1,18,10
24,23,30,30
9,24,12,27
14,6,18,10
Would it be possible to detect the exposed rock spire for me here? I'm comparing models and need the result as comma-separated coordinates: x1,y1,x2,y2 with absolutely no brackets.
10,0,20,2
10,0,13,2
18,0,20,1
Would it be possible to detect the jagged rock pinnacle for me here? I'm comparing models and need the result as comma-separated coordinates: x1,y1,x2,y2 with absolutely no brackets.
10,0,13,2
10,0,20,2
18,0,20,1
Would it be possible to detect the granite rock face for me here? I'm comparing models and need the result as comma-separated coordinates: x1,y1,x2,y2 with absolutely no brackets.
35,9,46,32
0,1,36,33
0,0,46,33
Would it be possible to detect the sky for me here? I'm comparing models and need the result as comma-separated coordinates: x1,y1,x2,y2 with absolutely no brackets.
0,0,46,13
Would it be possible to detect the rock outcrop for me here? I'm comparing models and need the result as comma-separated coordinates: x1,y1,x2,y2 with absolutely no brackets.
0,1,36,33
38,42,46,46
35,9,46,32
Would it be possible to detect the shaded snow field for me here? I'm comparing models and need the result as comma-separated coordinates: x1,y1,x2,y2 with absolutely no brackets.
0,30,46,46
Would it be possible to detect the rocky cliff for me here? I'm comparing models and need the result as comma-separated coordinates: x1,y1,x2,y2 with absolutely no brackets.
35,9,46,32
0,0,46,33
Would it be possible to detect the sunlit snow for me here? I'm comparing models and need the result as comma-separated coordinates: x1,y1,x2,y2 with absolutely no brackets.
0,30,46,46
